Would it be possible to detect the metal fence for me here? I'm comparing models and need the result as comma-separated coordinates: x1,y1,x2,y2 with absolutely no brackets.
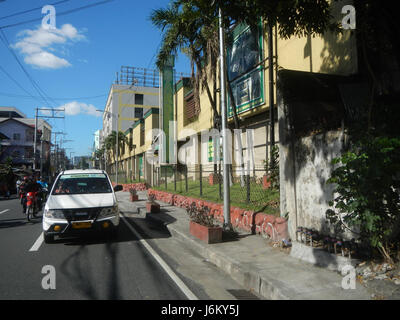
153,164,280,215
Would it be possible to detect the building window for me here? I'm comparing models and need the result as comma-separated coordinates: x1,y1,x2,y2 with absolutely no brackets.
135,94,144,105
13,133,21,141
184,91,200,124
134,108,143,119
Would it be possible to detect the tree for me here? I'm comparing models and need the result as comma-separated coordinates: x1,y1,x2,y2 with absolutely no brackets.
151,1,222,130
104,131,128,165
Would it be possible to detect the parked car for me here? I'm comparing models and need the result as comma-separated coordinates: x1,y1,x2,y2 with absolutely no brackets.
42,169,123,243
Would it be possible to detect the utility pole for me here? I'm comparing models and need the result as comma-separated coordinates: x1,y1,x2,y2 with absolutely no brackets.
219,8,232,231
34,107,65,174
268,23,275,170
53,131,66,175
33,108,38,170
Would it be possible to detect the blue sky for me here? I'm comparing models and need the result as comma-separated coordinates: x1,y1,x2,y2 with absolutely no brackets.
0,0,190,157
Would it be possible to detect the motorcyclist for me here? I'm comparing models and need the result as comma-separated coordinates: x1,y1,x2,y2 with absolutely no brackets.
37,177,48,204
23,176,43,212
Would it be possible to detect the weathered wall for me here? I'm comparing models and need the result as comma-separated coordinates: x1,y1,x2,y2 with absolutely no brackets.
278,91,347,240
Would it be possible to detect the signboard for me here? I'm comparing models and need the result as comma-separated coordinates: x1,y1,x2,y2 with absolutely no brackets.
227,22,264,117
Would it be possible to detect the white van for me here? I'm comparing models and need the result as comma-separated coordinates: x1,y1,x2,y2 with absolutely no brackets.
42,169,123,243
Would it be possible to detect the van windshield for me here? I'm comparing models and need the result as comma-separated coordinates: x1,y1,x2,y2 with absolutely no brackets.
52,173,112,195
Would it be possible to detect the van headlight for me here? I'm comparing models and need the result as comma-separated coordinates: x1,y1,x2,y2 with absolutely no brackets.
44,209,65,219
98,205,119,218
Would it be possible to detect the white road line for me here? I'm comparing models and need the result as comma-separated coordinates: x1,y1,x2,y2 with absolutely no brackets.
0,209,10,215
29,233,44,252
121,214,199,300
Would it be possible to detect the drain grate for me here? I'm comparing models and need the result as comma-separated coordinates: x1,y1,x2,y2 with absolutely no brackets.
226,289,261,300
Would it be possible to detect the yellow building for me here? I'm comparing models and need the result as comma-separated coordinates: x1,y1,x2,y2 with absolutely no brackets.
116,0,357,185
170,2,357,180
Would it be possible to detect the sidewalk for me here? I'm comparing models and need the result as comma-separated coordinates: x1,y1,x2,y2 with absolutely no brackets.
116,190,373,300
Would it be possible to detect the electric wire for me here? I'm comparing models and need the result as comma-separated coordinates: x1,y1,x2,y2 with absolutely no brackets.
0,0,115,30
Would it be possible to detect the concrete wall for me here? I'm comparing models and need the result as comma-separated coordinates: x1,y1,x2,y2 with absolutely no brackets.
278,106,347,240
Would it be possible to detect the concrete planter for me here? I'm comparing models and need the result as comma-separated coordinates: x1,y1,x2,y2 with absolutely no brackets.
130,194,139,202
146,201,160,213
189,220,222,244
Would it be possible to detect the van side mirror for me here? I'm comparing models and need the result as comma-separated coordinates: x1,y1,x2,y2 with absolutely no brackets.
113,185,123,192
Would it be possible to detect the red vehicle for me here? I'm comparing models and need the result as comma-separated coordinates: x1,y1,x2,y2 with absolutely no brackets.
26,191,39,221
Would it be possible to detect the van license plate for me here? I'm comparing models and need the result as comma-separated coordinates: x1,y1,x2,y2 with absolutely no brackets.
72,222,92,229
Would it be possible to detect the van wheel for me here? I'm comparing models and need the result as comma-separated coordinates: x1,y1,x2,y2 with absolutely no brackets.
44,233,54,243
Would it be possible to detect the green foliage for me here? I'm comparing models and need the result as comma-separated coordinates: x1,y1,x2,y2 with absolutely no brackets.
326,135,400,261
186,202,217,227
263,145,279,189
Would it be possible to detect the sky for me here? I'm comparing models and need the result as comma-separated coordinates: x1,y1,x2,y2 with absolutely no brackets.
0,0,190,157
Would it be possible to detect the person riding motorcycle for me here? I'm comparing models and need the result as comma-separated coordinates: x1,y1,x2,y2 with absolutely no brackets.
37,177,48,204
22,177,43,213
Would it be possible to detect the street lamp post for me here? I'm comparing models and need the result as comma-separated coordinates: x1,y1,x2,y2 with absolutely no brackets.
219,8,232,231
70,152,75,169
97,109,119,184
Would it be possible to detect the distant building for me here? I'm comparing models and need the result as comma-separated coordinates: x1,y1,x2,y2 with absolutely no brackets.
0,107,52,172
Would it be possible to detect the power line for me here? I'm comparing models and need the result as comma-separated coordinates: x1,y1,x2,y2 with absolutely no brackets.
0,91,107,100
0,0,115,30
0,64,47,105
0,0,71,21
0,29,57,108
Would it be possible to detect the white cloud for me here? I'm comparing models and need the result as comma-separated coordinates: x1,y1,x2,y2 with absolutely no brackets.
25,51,71,69
58,101,101,117
13,24,86,69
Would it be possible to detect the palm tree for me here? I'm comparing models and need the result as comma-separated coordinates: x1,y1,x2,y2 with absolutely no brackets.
104,131,128,165
151,1,222,130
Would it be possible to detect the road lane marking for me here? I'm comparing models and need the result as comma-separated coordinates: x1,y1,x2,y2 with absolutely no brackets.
29,233,44,252
0,209,10,215
121,214,199,300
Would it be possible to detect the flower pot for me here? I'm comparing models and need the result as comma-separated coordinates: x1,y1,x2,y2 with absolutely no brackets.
130,194,139,202
189,220,222,244
146,201,160,213
262,175,271,189
208,173,221,186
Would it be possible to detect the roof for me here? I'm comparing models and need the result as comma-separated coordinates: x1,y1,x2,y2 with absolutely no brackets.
61,169,106,175
0,132,10,140
0,106,26,118
0,117,51,130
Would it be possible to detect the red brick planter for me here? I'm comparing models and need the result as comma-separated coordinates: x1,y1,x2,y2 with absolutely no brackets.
147,188,288,241
146,201,160,213
189,221,222,244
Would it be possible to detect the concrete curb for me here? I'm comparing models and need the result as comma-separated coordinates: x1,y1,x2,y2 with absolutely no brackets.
118,192,371,300
138,207,293,300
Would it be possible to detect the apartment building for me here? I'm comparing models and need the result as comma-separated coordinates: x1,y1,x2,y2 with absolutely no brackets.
0,106,52,172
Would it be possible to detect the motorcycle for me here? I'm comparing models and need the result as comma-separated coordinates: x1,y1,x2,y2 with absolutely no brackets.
20,190,27,213
25,191,39,222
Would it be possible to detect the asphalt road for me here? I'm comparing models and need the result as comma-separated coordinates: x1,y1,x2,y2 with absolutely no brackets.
0,194,191,300
0,194,251,300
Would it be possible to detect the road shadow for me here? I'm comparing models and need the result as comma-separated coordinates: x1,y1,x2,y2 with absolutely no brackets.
0,214,42,229
51,213,173,247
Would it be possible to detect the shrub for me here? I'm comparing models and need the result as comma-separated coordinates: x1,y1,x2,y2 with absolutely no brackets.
326,135,400,263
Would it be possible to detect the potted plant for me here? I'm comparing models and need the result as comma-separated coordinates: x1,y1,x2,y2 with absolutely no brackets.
129,188,139,201
187,202,222,244
146,193,160,213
